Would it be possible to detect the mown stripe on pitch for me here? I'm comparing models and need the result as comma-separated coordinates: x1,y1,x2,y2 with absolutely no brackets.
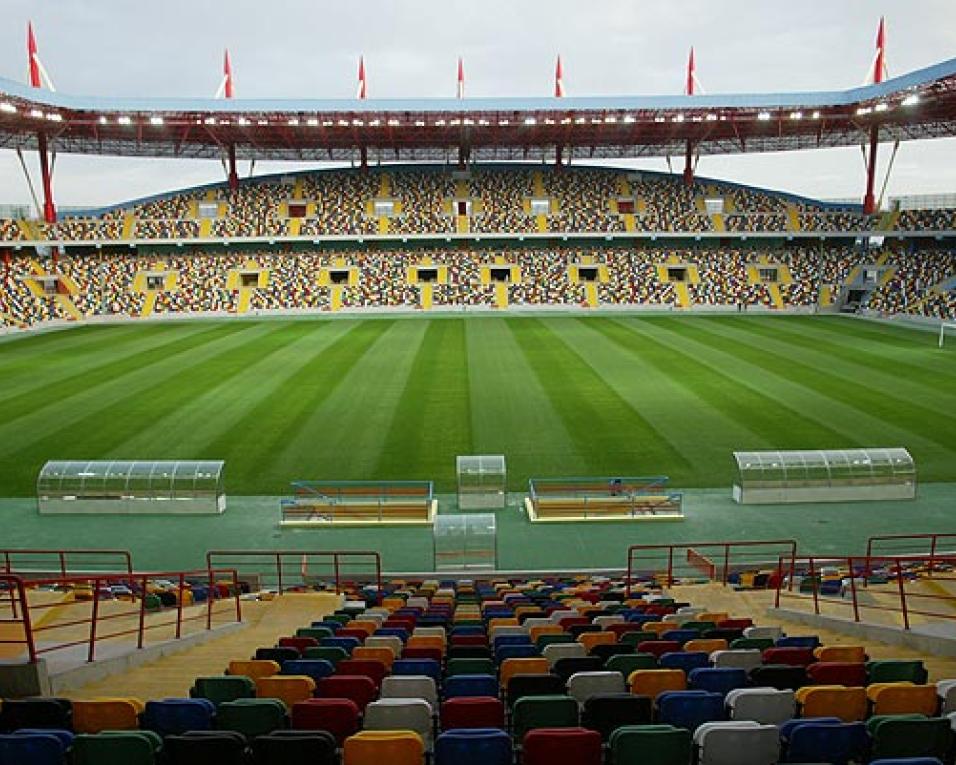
465,317,580,489
704,316,956,410
0,321,246,442
269,319,430,485
0,323,283,495
580,317,790,452
205,319,395,495
374,318,473,490
108,321,330,458
508,316,691,481
670,317,956,453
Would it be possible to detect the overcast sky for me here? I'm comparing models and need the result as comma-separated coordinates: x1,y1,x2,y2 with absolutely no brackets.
1,0,954,210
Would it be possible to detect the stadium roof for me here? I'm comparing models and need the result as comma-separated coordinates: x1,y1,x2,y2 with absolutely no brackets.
0,57,954,162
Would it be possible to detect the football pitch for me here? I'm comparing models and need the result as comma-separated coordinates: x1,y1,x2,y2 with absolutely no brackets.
1,313,955,498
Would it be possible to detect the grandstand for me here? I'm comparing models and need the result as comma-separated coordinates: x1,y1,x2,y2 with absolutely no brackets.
5,8,956,765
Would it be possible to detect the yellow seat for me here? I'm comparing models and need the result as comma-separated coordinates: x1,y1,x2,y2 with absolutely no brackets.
500,658,550,689
697,612,728,624
867,682,938,716
684,639,727,653
642,622,670,637
813,645,867,663
627,669,686,697
255,675,317,708
344,730,425,765
795,685,867,721
578,632,617,652
347,620,379,637
382,597,405,611
353,646,395,669
226,659,280,680
406,635,445,656
529,625,564,643
487,618,520,631
72,698,143,733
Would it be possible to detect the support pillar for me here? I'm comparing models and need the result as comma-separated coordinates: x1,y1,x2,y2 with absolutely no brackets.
555,145,563,168
37,132,55,224
359,146,368,171
457,145,469,169
682,140,694,186
863,126,879,215
227,144,239,191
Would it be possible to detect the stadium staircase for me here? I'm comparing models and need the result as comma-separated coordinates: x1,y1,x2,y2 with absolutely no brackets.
879,209,901,231
121,212,137,240
532,171,548,233
615,177,638,232
16,219,38,239
141,292,158,318
785,204,801,232
674,282,691,309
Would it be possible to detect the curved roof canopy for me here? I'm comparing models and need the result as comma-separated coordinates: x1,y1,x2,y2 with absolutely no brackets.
0,58,954,162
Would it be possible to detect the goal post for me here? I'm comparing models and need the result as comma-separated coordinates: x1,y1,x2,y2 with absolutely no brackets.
939,323,956,348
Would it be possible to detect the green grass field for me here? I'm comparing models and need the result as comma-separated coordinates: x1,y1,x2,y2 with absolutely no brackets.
1,313,955,497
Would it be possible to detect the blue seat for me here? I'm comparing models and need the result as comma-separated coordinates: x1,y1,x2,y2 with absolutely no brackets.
0,731,71,765
374,628,410,642
393,658,441,682
492,635,532,649
444,674,499,699
776,635,821,648
785,720,868,765
312,620,342,633
659,651,709,672
141,698,215,736
320,636,360,653
494,644,539,663
625,614,657,624
280,659,336,683
451,626,486,637
779,717,843,741
661,629,699,644
656,691,724,731
435,728,512,765
687,667,748,696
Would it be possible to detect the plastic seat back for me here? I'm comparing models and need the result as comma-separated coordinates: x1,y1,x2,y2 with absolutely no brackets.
255,675,316,708
511,695,579,740
500,657,550,689
316,675,377,711
609,724,692,765
659,651,709,673
694,722,779,765
806,661,867,686
343,730,425,765
280,659,335,683
364,699,433,749
522,727,601,765
251,730,337,765
0,699,72,733
725,688,795,724
216,698,287,739
0,732,70,765
867,660,928,685
227,659,280,680
870,717,952,762
290,698,359,745
72,732,160,765
869,683,939,716
628,669,686,698
444,674,499,699
748,664,807,690
434,728,511,765
506,674,567,709
795,685,867,722
581,693,653,740
72,699,142,734
687,668,748,696
141,698,214,736
392,658,441,682
566,671,626,705
380,675,438,707
658,690,725,731
786,720,868,765
440,697,505,731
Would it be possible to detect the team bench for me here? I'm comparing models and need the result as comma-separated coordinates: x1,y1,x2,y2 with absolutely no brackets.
280,480,437,527
525,476,684,523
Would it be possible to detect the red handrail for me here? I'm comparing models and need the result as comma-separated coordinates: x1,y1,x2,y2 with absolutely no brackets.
865,533,956,576
0,548,134,578
206,550,383,602
0,568,241,664
774,553,956,631
625,539,798,595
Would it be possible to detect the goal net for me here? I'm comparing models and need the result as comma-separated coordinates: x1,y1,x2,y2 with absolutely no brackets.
939,323,956,348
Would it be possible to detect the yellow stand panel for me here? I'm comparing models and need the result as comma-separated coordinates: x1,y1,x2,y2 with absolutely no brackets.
820,285,832,307
585,283,598,308
288,218,302,236
674,282,691,309
786,204,801,232
378,216,390,235
456,215,469,234
237,289,252,314
768,283,785,310
199,218,213,237
55,294,82,320
535,214,548,233
121,213,137,240
494,282,508,309
421,283,433,310
141,292,157,318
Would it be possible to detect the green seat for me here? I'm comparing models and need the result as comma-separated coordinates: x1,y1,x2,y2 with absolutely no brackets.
869,716,951,761
867,659,928,684
326,614,352,626
535,634,575,650
730,637,775,651
609,724,692,765
302,646,349,665
619,631,656,647
678,621,716,633
73,731,162,765
606,653,658,677
216,698,287,738
190,675,256,706
143,594,162,612
511,695,579,740
446,657,495,677
296,626,334,641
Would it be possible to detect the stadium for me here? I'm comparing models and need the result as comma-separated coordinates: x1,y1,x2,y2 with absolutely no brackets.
1,3,956,764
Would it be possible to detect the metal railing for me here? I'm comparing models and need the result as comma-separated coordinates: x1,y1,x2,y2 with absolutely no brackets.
0,568,241,664
865,533,956,571
0,548,134,578
625,539,798,594
206,550,382,600
773,554,956,631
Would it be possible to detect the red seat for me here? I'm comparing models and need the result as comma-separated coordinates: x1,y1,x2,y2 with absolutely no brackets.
278,636,319,653
636,640,682,659
315,675,377,711
717,618,754,630
557,617,590,630
290,698,360,744
644,605,675,616
523,727,602,765
806,661,868,686
440,696,505,730
762,647,816,667
336,629,369,643
402,646,443,664
451,635,488,647
385,618,416,631
336,659,388,689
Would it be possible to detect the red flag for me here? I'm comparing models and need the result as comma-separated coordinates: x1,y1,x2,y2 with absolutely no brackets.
686,47,696,96
457,57,464,99
554,55,564,97
27,21,41,88
873,16,886,84
223,49,234,98
357,55,367,99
